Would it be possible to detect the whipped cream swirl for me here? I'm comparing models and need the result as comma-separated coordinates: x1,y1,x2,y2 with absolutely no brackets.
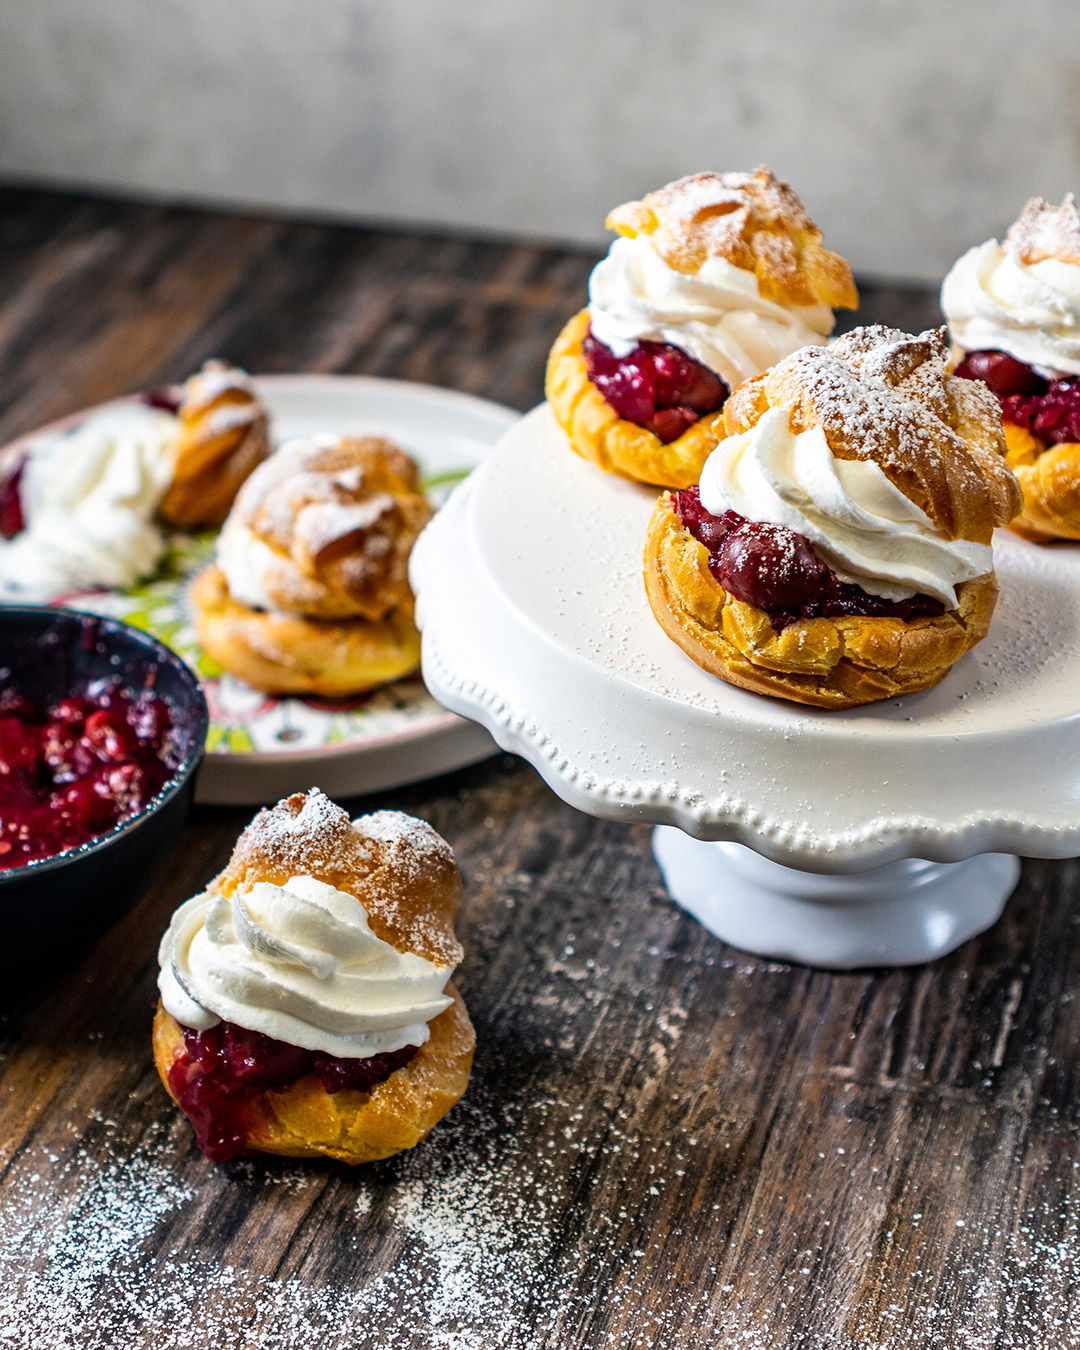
941,239,1080,375
216,518,281,611
158,872,454,1057
698,407,992,608
588,234,835,389
0,405,180,602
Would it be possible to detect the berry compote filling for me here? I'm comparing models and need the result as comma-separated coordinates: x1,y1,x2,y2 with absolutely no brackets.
674,487,945,629
168,1020,418,1162
582,329,727,443
0,679,179,870
0,454,27,540
954,348,1080,448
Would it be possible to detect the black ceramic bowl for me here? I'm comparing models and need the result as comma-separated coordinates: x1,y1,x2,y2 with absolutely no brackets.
0,607,209,969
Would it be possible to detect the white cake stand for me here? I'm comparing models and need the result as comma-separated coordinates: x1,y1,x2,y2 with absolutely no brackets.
410,406,1080,967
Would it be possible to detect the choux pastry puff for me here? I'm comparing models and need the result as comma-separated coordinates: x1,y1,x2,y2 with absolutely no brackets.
644,325,1021,709
154,788,475,1164
193,434,432,696
546,168,857,489
943,193,1080,541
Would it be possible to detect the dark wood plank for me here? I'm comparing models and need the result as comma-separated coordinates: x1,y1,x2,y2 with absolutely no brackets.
0,188,1076,1350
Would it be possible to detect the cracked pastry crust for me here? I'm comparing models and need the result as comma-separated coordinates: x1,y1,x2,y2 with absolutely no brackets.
643,326,1021,709
546,308,729,489
159,360,271,530
1001,423,1080,541
606,168,858,309
153,991,475,1165
644,497,999,709
193,435,431,695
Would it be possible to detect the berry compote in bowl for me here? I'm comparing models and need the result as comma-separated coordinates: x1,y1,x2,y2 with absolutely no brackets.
0,607,208,971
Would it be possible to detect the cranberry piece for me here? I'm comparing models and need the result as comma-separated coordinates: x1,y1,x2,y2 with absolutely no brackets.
311,1045,417,1094
82,708,139,762
0,455,27,540
52,697,93,726
954,349,1048,399
141,389,182,415
672,496,945,628
674,487,738,553
582,329,728,443
711,521,828,611
644,407,699,442
0,717,40,774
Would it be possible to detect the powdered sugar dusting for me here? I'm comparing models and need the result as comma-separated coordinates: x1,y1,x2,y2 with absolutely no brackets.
1005,194,1080,266
202,402,260,437
3,1082,1078,1349
182,359,256,411
240,787,367,876
768,325,1018,539
356,810,453,861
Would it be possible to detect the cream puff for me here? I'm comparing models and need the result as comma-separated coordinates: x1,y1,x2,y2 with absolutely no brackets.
547,168,858,489
158,359,271,530
644,325,1021,709
943,195,1080,541
192,434,432,696
154,788,475,1164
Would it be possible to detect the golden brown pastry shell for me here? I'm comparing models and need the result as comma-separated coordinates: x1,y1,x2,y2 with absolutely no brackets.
545,309,728,489
153,989,475,1165
192,564,421,697
159,374,271,531
644,496,999,710
1002,422,1080,542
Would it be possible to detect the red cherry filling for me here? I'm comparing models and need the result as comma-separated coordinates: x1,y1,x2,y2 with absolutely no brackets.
168,1020,419,1162
0,455,27,539
954,348,1080,447
0,679,178,870
582,329,727,442
140,389,182,415
673,488,945,629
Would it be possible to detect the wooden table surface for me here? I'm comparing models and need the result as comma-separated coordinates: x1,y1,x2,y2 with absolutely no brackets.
1,188,1077,1350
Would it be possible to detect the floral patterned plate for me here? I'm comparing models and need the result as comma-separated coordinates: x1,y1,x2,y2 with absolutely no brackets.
12,376,517,804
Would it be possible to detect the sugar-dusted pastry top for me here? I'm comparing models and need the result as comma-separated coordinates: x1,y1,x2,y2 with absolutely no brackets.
587,169,856,392
722,325,1021,548
942,195,1080,375
216,434,432,620
605,168,857,308
157,790,464,1058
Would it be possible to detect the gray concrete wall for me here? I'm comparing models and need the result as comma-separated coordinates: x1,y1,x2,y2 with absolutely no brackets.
1,0,1077,283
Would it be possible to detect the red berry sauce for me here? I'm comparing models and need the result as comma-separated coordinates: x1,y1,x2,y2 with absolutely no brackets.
167,1020,418,1161
0,679,179,870
954,348,1080,447
674,487,945,629
582,329,727,442
0,455,27,540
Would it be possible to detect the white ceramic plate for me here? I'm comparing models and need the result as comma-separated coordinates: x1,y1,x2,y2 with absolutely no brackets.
5,376,517,804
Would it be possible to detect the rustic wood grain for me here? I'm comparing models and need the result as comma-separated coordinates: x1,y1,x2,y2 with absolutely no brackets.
0,188,1074,1350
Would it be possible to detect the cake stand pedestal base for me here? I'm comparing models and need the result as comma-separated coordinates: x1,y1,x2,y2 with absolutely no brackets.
652,828,1021,968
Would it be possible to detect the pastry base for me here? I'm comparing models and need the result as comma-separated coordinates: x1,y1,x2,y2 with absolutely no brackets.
153,988,475,1165
643,496,999,709
545,309,728,489
192,565,422,697
1003,423,1080,542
